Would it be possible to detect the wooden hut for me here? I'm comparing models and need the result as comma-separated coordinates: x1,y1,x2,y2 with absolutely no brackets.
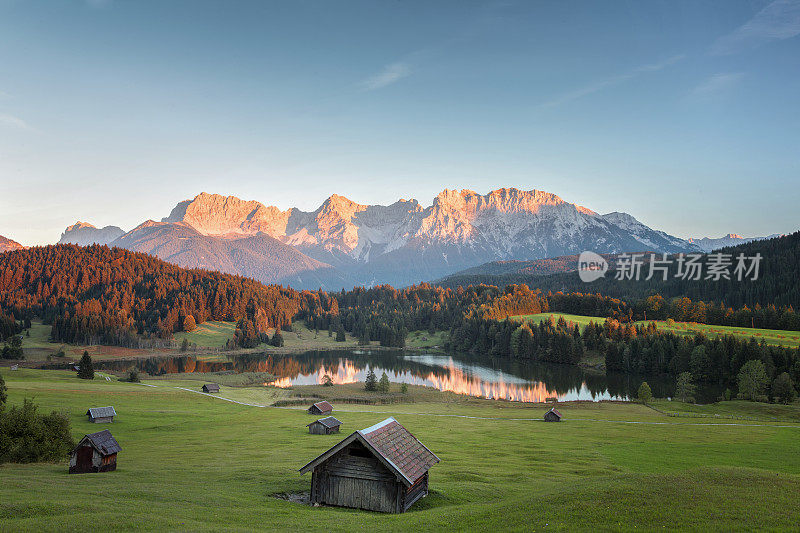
86,406,116,423
308,401,333,415
307,416,342,435
544,408,562,422
299,417,439,513
69,430,121,474
202,383,220,393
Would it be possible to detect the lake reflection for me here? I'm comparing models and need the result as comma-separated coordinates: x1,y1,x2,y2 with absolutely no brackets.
97,349,692,402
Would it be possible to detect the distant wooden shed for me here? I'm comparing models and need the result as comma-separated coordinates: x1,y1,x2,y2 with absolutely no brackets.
299,417,439,513
69,429,121,474
202,383,220,393
307,416,342,435
544,408,562,422
308,401,333,415
86,406,116,423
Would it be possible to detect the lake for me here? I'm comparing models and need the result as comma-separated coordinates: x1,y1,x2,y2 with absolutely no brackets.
96,349,716,402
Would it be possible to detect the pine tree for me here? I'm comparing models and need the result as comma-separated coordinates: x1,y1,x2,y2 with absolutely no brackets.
637,382,652,404
674,372,696,403
335,325,346,342
737,360,769,401
772,372,796,404
378,372,390,393
271,331,284,347
77,351,94,380
364,368,377,391
180,338,189,352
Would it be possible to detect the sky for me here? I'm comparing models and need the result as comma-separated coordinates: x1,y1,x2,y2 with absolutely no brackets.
0,0,798,246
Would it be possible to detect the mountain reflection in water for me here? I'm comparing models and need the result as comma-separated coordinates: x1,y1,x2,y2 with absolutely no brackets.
96,349,689,402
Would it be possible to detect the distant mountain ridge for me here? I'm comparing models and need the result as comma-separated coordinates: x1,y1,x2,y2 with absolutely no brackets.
60,222,125,246
687,233,782,253
0,235,25,253
56,187,705,289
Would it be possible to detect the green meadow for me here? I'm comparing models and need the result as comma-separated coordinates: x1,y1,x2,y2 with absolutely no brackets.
1,368,799,531
515,312,800,348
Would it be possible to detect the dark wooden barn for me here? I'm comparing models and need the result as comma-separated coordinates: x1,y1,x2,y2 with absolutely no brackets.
544,408,562,422
202,383,220,393
307,416,342,435
69,430,121,474
299,417,440,513
308,401,333,415
86,406,116,423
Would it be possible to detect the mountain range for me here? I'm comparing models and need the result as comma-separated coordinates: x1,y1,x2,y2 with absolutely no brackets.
44,187,773,289
687,233,783,253
0,235,25,253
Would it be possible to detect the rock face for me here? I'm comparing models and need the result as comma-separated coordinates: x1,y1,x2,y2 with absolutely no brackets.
59,222,125,246
0,235,25,253
687,233,782,253
112,221,347,288
56,187,703,289
155,188,699,287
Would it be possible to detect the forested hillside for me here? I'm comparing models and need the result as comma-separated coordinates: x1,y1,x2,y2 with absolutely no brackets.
0,245,308,345
438,232,800,314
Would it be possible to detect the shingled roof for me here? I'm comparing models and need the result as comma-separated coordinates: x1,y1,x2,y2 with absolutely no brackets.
307,416,342,429
74,430,122,456
358,418,439,484
299,417,439,486
86,406,116,418
310,401,332,412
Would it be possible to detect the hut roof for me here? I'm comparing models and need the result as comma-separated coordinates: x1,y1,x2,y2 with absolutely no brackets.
86,406,116,418
311,401,332,412
203,383,220,391
547,408,562,418
299,417,439,486
307,416,342,429
74,430,121,456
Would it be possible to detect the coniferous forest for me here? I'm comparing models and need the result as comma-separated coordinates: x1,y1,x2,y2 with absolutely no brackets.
1,238,799,393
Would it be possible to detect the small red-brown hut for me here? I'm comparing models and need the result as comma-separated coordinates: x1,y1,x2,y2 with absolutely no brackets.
308,401,333,415
69,430,121,474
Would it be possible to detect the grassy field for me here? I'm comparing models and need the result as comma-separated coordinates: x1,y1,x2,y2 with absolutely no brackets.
174,321,365,351
19,321,161,362
172,321,236,348
405,330,448,349
515,312,800,348
1,368,799,531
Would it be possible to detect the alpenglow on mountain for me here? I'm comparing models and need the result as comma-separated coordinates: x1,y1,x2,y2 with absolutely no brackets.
58,188,699,289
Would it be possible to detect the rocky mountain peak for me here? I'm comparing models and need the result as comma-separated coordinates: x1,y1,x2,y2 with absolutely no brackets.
59,221,125,246
0,235,25,253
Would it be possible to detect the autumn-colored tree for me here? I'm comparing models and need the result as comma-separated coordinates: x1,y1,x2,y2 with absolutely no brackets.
183,315,197,332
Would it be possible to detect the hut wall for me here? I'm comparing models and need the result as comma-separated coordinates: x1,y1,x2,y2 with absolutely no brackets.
90,416,113,423
309,423,326,435
69,446,117,474
311,447,401,513
403,472,429,511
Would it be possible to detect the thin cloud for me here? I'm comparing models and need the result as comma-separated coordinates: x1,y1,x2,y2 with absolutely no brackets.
0,113,34,131
711,0,800,55
690,72,745,97
359,62,412,91
536,55,684,110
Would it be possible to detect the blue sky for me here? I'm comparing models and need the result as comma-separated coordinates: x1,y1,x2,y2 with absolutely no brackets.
1,0,798,246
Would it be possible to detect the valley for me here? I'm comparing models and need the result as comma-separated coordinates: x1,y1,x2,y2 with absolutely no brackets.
1,369,798,531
